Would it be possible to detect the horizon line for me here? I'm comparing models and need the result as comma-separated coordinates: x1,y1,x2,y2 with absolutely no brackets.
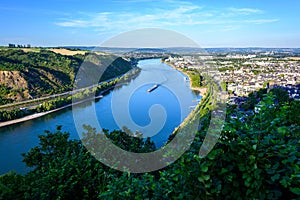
1,45,299,49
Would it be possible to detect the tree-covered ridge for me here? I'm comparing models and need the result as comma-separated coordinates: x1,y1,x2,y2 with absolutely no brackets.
0,49,132,104
0,49,82,71
0,49,83,102
0,88,299,199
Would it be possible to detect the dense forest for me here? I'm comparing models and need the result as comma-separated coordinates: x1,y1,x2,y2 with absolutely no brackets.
0,48,132,104
0,88,299,199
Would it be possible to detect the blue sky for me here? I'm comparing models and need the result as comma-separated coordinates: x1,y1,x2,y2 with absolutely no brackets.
0,0,299,47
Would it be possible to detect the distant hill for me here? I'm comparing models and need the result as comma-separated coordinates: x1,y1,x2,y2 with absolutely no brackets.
0,48,132,104
64,46,300,54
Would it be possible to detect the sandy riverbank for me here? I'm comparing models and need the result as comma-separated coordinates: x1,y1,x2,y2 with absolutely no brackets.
0,94,105,128
0,61,200,128
0,68,140,128
0,104,72,128
190,86,207,95
162,60,207,95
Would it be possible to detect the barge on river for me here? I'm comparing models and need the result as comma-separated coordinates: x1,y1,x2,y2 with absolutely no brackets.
147,84,159,92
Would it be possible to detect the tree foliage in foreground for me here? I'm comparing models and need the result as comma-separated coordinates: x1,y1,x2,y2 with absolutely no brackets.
0,92,299,199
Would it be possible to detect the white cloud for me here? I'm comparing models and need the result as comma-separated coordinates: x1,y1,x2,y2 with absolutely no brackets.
228,7,263,15
55,3,278,33
55,5,203,29
245,19,279,24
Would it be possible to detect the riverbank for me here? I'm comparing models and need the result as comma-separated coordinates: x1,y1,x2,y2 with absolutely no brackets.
160,59,211,139
0,95,104,128
0,67,141,128
0,59,201,129
0,58,202,175
0,105,72,128
162,60,207,95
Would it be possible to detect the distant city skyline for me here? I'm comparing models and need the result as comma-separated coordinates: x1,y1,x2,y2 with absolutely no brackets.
0,0,299,47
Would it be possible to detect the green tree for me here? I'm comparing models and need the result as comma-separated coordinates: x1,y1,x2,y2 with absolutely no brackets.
270,88,290,103
0,93,299,199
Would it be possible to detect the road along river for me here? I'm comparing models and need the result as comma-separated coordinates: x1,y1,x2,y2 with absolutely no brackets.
0,58,200,174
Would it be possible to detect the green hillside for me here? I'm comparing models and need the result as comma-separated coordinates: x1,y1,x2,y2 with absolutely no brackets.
0,48,132,105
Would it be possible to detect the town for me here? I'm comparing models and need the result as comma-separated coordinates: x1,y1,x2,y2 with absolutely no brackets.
166,49,300,104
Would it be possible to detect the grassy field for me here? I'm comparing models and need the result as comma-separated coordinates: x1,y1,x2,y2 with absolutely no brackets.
48,48,87,56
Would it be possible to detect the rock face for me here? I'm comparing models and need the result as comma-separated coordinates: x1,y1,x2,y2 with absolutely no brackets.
0,48,82,103
0,68,72,102
0,71,31,101
0,71,28,90
0,48,132,104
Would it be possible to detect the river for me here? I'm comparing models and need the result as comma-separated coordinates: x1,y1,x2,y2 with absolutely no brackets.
0,59,200,174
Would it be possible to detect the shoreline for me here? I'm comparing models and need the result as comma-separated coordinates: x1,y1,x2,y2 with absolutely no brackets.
0,96,103,128
161,59,210,137
0,68,141,128
162,60,207,95
0,105,72,128
1,60,205,129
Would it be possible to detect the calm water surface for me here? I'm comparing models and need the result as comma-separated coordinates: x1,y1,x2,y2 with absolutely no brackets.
0,59,200,174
